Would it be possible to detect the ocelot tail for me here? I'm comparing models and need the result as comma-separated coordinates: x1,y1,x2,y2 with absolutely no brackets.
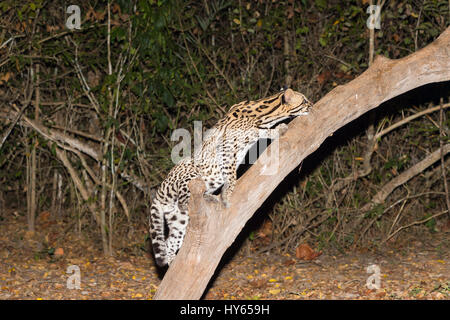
149,88,312,266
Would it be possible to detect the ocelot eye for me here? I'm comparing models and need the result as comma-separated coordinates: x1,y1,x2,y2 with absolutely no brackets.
304,98,313,107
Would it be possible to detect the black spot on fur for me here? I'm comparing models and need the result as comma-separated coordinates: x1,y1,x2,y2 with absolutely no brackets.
155,257,167,267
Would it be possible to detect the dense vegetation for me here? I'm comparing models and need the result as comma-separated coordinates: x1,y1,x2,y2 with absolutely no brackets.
0,0,448,258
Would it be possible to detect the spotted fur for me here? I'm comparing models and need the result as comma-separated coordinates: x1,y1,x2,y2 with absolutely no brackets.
149,88,312,266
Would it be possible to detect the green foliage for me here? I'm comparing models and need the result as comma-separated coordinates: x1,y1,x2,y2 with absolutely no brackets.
365,204,385,220
424,213,437,232
383,155,410,173
0,0,448,254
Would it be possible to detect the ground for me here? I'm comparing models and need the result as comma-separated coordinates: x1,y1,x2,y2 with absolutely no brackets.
0,213,448,300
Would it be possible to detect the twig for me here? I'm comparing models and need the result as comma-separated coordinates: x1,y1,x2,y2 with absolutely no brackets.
253,211,329,255
374,103,450,140
368,0,375,66
28,62,40,232
414,105,442,130
3,104,149,192
359,144,450,213
49,124,103,142
193,35,238,98
262,53,275,97
283,30,292,87
380,191,445,214
0,92,33,150
9,104,101,160
385,196,407,240
439,98,450,217
332,103,450,196
414,4,423,51
0,34,25,49
68,37,101,113
361,0,385,178
100,0,114,255
55,148,100,224
37,24,103,44
177,15,225,115
383,209,449,244
324,54,355,71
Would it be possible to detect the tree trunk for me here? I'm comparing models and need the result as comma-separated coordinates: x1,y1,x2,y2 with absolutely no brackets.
153,27,450,300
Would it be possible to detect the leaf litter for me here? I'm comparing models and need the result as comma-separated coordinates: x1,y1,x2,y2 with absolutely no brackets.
0,214,448,300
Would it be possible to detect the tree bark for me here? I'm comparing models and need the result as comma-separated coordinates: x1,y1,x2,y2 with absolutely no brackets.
153,27,450,300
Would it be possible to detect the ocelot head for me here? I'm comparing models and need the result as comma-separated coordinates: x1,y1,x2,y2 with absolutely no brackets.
227,88,312,128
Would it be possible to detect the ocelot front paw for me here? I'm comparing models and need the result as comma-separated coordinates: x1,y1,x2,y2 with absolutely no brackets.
204,194,230,208
203,194,220,203
276,123,289,136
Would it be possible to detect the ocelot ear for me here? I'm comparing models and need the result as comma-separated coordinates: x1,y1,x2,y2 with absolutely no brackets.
282,88,295,104
283,88,303,106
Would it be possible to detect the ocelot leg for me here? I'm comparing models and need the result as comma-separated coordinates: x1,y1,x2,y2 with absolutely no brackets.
219,153,237,208
165,203,189,265
149,202,170,267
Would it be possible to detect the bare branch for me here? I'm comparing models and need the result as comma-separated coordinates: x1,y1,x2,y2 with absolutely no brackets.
375,103,450,140
55,148,100,224
361,144,450,213
383,209,449,244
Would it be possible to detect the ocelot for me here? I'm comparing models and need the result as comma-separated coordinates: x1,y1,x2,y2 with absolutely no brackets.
149,88,312,266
